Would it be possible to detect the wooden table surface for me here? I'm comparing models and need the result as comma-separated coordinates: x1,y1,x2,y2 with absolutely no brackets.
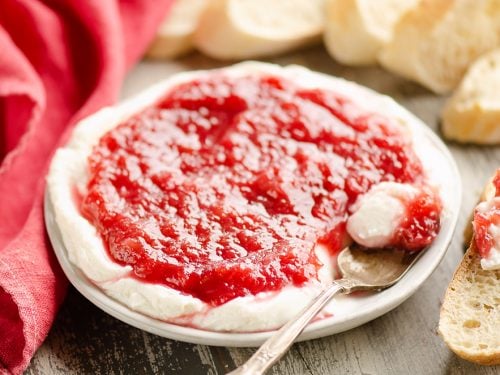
27,46,500,374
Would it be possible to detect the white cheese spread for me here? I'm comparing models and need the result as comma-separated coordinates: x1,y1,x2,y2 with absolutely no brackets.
47,62,446,331
475,199,500,270
347,182,418,248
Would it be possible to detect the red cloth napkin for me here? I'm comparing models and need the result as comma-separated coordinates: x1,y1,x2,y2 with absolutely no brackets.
0,1,173,373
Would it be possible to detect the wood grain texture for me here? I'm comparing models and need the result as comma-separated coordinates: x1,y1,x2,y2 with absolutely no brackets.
27,46,500,374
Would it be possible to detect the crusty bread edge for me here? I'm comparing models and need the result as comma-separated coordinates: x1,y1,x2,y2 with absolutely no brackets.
145,33,194,60
439,241,500,365
439,179,499,366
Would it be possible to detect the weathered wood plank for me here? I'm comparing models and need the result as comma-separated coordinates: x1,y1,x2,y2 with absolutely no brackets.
27,46,500,374
26,288,226,375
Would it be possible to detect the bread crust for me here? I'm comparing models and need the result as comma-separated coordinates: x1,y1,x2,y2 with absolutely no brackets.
439,178,500,365
439,242,500,365
324,0,418,66
193,0,323,60
379,0,500,94
145,0,208,59
441,48,500,144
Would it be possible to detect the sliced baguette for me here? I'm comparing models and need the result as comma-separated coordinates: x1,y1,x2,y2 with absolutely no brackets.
193,0,324,60
378,0,500,94
439,179,500,366
442,49,500,144
146,0,208,59
324,0,418,66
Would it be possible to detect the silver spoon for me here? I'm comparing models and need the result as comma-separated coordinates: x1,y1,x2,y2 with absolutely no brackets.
228,245,425,375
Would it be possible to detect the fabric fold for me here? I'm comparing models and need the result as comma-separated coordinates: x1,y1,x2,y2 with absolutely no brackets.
0,1,173,373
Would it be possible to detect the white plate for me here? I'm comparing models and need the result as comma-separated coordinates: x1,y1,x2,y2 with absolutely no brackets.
44,120,461,347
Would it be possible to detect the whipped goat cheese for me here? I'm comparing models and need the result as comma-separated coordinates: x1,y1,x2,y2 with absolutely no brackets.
347,182,418,248
47,62,447,332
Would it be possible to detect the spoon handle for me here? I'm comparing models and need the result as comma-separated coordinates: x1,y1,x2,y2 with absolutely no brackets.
228,279,353,375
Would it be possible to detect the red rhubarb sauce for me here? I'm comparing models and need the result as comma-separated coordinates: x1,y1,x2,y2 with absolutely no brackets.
81,73,441,305
474,170,500,258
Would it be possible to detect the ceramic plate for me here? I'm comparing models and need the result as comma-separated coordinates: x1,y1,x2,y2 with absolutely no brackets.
44,116,461,347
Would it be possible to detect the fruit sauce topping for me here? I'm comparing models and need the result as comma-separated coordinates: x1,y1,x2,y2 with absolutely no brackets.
81,73,441,305
474,169,500,258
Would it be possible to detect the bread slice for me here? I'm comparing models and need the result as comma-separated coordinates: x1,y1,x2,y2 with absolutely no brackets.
439,243,500,365
146,0,208,59
439,180,500,365
193,0,324,60
442,49,500,144
324,0,418,66
378,0,500,94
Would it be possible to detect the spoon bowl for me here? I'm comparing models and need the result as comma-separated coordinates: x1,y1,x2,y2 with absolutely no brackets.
229,245,427,375
338,247,422,288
